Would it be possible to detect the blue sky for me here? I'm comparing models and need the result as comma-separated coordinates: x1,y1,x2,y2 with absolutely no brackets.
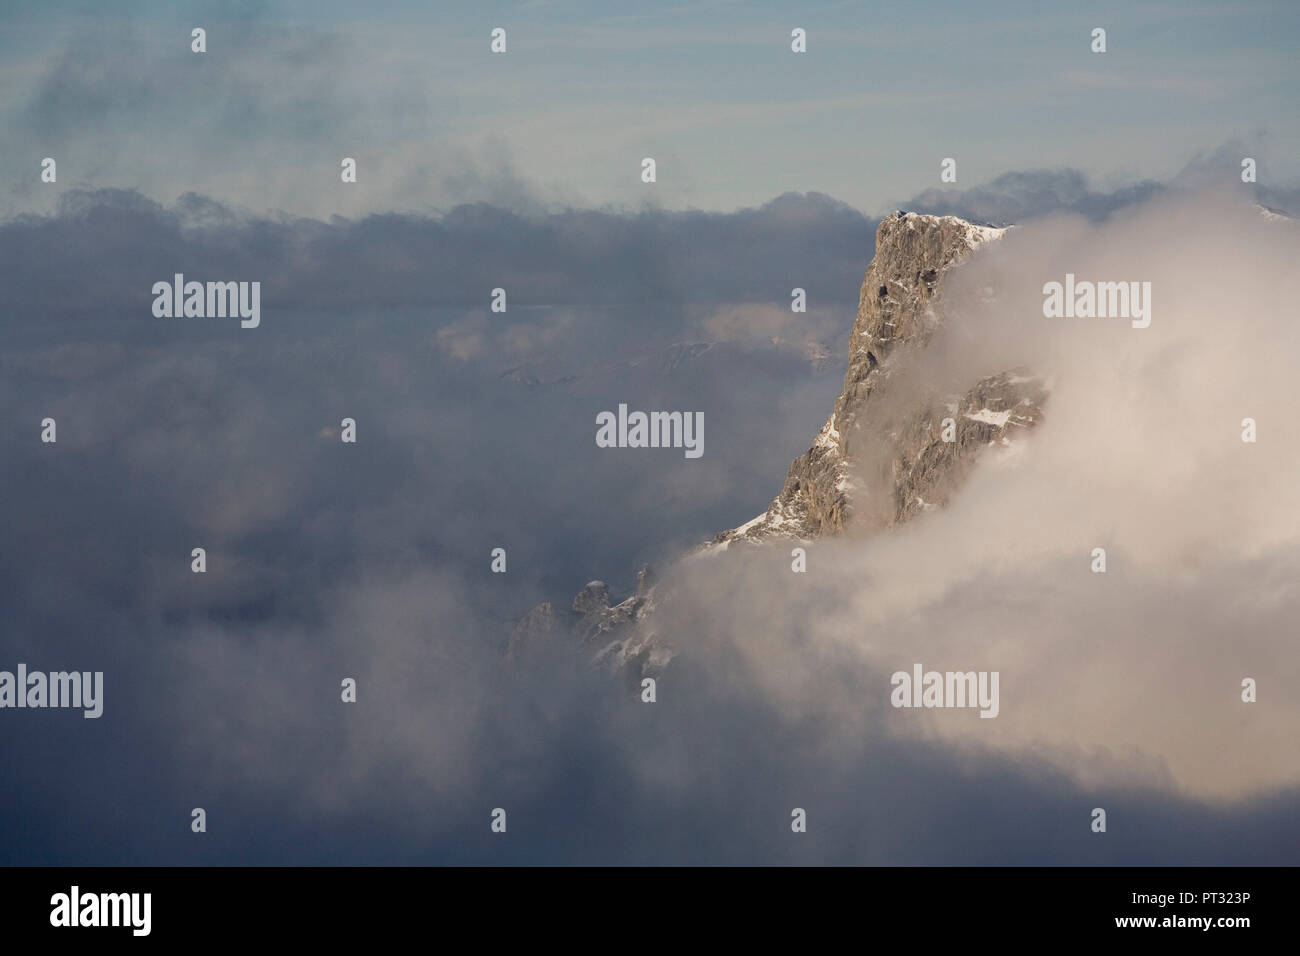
2,0,1296,219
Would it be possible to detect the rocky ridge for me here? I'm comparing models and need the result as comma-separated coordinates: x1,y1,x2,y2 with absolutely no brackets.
510,211,1048,670
708,211,1044,547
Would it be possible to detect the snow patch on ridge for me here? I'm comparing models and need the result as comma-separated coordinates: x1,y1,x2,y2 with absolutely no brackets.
895,211,1011,249
964,408,1013,427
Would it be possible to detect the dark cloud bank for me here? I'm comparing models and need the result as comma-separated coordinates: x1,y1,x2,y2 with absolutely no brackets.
2,173,1298,864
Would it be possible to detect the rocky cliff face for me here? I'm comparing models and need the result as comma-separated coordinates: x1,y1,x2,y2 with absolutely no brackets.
709,211,1045,547
510,211,1047,669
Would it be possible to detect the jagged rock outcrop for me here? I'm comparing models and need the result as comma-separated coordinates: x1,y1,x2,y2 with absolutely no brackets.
709,211,1044,547
508,566,666,668
510,211,1048,671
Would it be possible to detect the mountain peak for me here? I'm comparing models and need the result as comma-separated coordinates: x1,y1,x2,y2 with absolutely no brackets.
708,209,1041,549
512,209,1048,671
